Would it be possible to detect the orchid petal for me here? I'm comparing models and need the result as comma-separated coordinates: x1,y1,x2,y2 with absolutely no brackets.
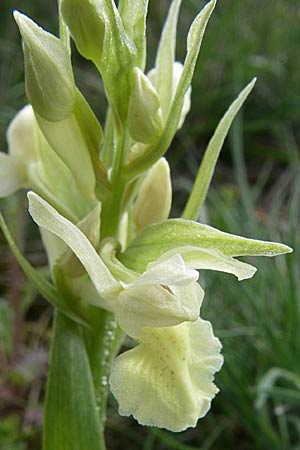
172,62,191,129
40,228,66,272
0,104,37,198
28,192,121,300
7,104,37,161
120,219,292,272
155,246,257,281
115,281,203,337
110,318,223,431
57,203,102,278
128,254,198,288
148,62,191,130
0,154,24,197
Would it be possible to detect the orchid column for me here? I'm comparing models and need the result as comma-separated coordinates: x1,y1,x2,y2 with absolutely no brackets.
0,1,292,449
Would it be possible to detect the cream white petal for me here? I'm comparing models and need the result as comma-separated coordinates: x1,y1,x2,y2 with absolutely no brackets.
156,245,257,281
0,154,25,197
28,192,121,300
127,254,198,288
172,62,191,130
147,62,191,130
7,105,37,160
40,227,66,271
115,281,203,337
110,318,223,432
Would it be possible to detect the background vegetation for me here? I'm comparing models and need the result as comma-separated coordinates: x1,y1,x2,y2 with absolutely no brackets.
0,0,299,449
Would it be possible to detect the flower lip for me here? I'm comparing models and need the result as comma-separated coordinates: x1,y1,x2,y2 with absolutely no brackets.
110,318,224,432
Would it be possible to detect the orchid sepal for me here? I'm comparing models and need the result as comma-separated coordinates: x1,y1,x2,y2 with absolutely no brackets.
119,219,292,273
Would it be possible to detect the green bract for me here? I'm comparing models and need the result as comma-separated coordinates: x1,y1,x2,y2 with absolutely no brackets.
60,0,105,66
0,0,293,443
14,12,76,122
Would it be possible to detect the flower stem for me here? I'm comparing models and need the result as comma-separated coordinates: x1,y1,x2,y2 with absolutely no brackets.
84,309,125,428
101,130,129,238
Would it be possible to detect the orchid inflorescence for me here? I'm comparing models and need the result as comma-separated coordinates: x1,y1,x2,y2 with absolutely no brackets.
0,0,291,442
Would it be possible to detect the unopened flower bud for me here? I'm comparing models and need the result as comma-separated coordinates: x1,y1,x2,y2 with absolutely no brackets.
7,104,37,162
61,0,105,67
134,158,172,232
128,67,163,144
0,105,37,197
148,61,191,130
14,11,76,122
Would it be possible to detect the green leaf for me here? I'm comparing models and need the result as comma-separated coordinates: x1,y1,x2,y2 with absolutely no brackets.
118,0,149,69
28,192,121,299
0,212,88,326
43,311,105,450
182,78,257,220
119,219,292,272
255,368,300,409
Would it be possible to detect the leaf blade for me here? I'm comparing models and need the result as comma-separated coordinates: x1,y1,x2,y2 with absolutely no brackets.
43,311,105,450
182,78,257,220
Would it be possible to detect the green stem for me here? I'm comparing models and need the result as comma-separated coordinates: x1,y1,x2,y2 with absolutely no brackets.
111,127,129,185
101,179,125,238
101,130,129,237
101,108,116,168
85,310,125,427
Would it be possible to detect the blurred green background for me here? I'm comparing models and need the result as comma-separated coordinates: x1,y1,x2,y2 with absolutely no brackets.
0,1,299,449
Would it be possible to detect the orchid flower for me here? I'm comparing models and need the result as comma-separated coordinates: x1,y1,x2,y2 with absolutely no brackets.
0,105,94,221
0,0,293,446
27,191,291,430
0,105,37,198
